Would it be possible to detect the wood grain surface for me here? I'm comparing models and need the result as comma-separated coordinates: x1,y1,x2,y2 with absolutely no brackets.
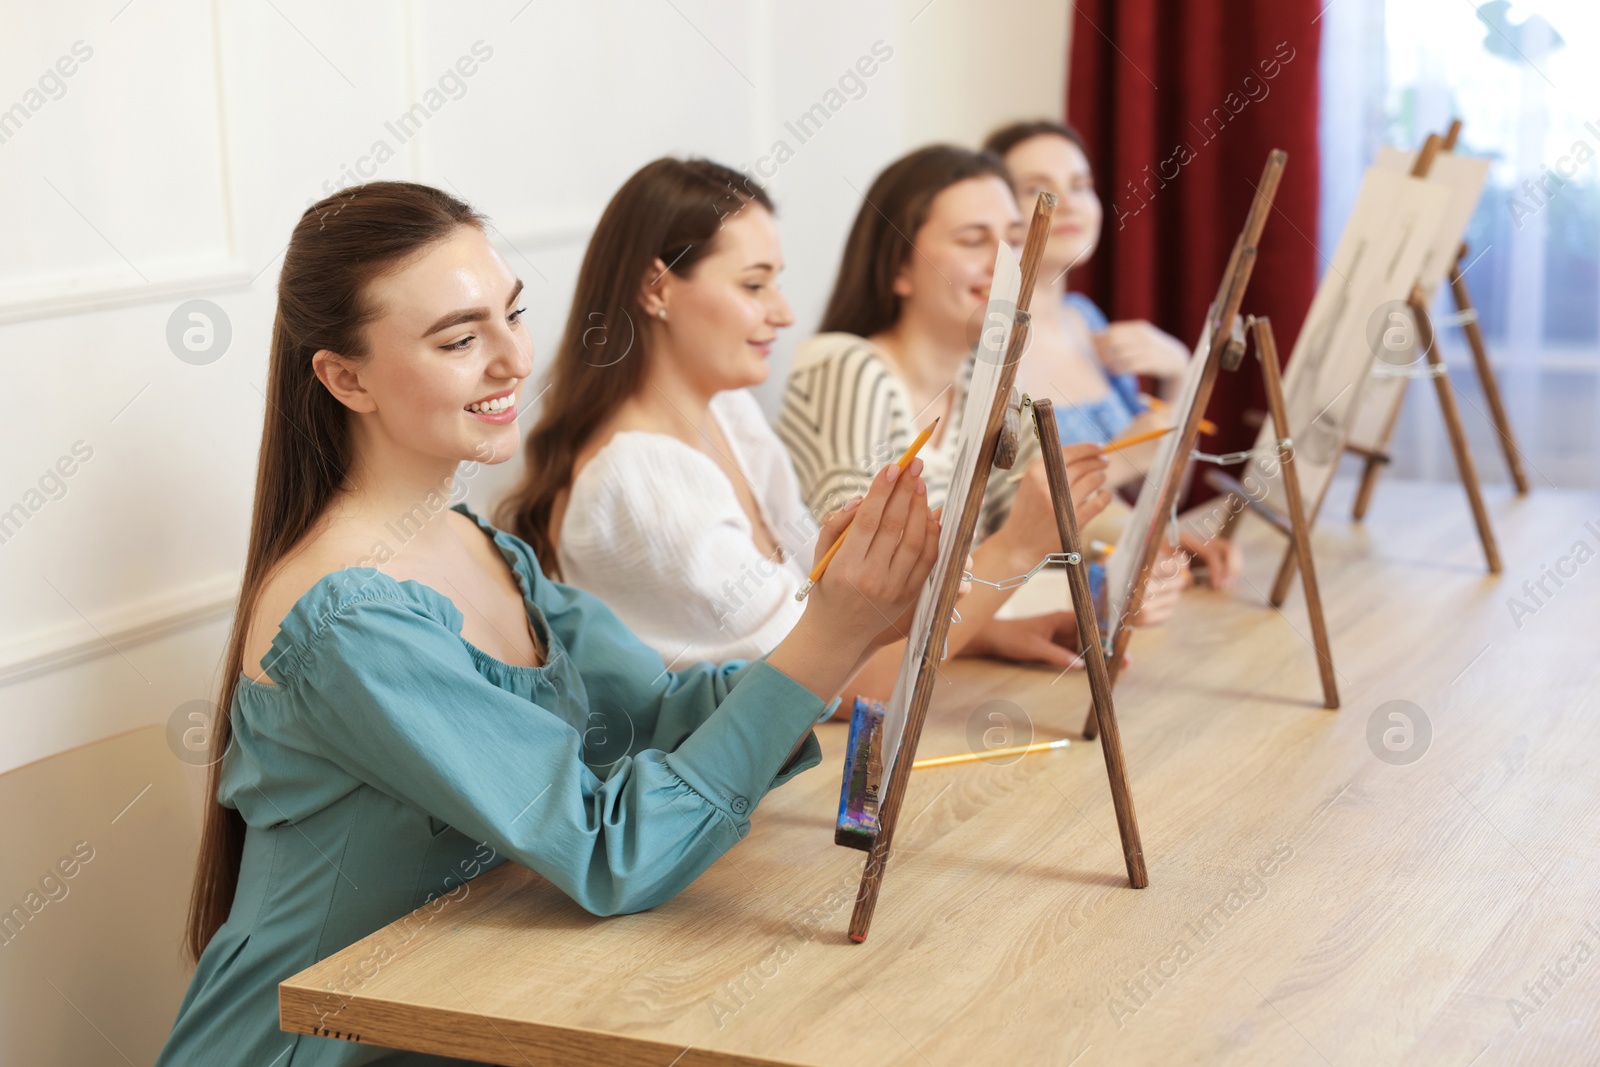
282,478,1600,1066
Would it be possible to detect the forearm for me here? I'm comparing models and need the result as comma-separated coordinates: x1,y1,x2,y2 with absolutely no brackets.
942,534,1034,657
833,641,904,712
764,610,872,704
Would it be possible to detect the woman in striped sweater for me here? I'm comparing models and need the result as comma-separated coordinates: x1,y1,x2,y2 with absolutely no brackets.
777,145,1188,636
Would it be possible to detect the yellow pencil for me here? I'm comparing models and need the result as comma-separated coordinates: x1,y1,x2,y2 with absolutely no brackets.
793,417,940,602
1006,425,1175,485
913,737,1070,769
1102,425,1174,454
1144,394,1217,435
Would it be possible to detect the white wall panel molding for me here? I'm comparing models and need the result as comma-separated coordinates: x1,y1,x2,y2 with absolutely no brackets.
0,573,236,687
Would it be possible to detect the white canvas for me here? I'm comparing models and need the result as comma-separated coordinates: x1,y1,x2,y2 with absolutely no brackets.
877,242,1022,785
1245,168,1451,520
1099,314,1215,645
1345,148,1491,454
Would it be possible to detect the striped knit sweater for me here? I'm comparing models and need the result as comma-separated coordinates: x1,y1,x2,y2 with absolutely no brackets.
776,332,1033,540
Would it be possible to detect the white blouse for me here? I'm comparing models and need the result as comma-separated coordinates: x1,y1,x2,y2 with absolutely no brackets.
555,389,820,666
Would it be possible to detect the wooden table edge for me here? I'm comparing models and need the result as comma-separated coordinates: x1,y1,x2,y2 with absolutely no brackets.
280,966,818,1067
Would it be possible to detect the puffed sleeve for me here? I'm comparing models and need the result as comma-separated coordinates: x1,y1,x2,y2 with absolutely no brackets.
556,436,808,664
280,588,827,917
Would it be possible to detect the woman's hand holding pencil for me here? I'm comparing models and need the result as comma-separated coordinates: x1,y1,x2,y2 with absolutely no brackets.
796,415,940,601
764,454,943,708
794,452,941,660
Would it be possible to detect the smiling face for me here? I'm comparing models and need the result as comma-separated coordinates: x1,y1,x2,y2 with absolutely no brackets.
1004,133,1102,278
643,203,794,394
318,225,535,466
893,175,1022,342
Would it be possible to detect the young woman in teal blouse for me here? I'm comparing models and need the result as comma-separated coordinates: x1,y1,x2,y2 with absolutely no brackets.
157,182,940,1066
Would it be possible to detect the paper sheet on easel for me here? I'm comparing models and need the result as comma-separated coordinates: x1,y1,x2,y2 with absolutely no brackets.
1343,148,1491,455
1246,168,1451,520
1098,313,1215,642
1373,147,1490,296
876,242,1021,786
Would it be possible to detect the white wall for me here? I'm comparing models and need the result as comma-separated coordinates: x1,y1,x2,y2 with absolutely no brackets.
0,1,1067,1060
0,0,1068,778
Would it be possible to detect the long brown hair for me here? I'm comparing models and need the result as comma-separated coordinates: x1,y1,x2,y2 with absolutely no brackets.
185,181,483,962
818,144,1010,338
497,158,771,577
980,118,1090,160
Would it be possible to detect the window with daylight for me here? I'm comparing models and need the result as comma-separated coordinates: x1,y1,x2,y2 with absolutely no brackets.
1321,0,1599,487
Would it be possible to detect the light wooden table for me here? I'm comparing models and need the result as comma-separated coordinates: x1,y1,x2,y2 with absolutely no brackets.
282,479,1600,1065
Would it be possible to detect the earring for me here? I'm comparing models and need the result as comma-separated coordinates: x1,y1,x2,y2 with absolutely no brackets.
656,308,667,321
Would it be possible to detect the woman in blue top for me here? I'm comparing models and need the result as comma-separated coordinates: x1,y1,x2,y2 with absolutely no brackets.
157,182,940,1066
983,120,1243,589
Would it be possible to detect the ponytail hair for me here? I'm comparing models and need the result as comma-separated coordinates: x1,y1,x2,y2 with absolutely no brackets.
185,181,483,962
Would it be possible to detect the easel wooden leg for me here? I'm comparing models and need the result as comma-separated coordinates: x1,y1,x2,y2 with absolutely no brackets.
1269,541,1298,608
1252,317,1339,709
1080,627,1132,742
1450,244,1529,495
847,190,1062,943
1350,386,1409,522
1033,400,1147,888
1408,286,1503,574
1351,449,1390,521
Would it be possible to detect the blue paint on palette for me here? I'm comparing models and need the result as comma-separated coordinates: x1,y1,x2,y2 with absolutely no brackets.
835,697,885,852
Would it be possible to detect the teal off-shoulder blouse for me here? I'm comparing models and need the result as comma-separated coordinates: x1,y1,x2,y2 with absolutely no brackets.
156,504,830,1067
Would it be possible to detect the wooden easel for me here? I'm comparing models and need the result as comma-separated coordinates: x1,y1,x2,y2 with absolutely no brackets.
1081,150,1287,741
1271,128,1504,603
848,193,1147,944
1349,119,1530,520
1203,316,1339,709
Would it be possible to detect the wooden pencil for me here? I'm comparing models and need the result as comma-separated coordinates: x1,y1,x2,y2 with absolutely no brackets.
1144,394,1217,435
794,417,940,601
1102,425,1175,454
912,737,1070,769
1007,425,1177,485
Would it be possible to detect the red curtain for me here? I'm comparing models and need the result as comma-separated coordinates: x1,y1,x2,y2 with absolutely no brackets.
1067,0,1322,503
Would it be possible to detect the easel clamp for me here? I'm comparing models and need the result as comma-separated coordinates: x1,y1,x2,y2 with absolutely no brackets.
962,551,1083,592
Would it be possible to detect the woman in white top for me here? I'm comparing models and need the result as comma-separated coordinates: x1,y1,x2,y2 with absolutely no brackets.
559,386,816,665
498,158,1113,708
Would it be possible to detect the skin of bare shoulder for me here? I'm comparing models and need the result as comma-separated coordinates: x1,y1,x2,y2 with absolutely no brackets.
241,523,381,686
242,508,532,686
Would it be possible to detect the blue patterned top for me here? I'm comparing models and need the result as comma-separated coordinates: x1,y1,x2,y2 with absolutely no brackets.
1052,293,1147,445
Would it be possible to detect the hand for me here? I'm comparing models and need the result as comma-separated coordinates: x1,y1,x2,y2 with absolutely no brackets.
961,610,1082,670
869,521,972,649
1093,321,1190,379
1180,527,1243,591
805,457,941,657
994,443,1111,561
1129,546,1190,627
